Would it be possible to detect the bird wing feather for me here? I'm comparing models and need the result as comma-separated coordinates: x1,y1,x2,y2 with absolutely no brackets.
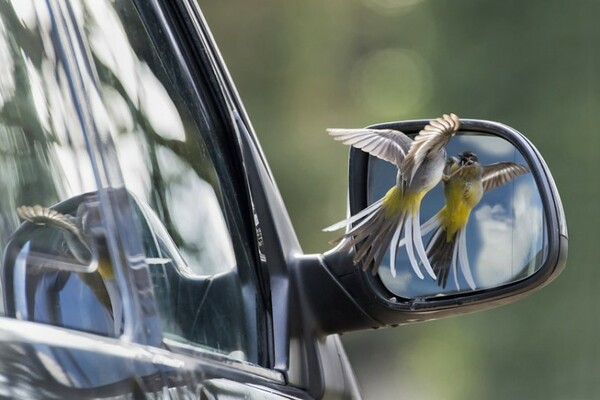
482,162,530,192
327,128,412,168
401,113,460,183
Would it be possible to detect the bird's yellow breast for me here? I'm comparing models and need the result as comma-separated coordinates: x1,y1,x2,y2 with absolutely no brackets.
440,203,472,240
441,175,483,240
382,186,425,217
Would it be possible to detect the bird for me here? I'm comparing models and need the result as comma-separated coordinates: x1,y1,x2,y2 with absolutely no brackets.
416,151,530,290
16,203,122,335
324,113,461,279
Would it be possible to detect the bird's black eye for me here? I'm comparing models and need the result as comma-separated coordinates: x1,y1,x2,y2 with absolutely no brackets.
459,151,478,165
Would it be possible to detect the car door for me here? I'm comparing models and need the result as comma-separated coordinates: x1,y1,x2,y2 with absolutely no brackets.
0,0,313,398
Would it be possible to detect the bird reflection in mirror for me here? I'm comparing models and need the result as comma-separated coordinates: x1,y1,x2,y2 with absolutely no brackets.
413,152,530,290
16,204,123,336
324,113,461,279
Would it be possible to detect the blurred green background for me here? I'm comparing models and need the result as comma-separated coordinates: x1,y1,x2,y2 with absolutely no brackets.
200,1,599,399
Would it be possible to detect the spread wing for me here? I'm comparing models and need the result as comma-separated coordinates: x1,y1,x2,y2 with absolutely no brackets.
482,162,530,192
327,128,412,168
401,113,460,183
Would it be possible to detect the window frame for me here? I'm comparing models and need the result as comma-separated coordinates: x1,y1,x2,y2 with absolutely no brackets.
156,0,298,377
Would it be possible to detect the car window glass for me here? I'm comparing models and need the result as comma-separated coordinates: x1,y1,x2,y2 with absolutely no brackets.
84,0,265,363
0,1,266,365
0,2,122,337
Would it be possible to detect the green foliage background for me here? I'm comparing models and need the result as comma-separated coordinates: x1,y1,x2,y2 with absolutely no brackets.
201,1,599,398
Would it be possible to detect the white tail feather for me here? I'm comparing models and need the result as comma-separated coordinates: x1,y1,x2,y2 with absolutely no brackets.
419,212,443,237
425,225,443,254
451,239,460,290
323,199,382,232
412,211,437,280
389,221,404,278
458,230,476,290
397,212,441,248
404,216,425,280
344,204,383,235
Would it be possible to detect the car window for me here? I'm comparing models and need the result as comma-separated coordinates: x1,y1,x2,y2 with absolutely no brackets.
0,0,267,366
0,2,122,337
84,0,266,363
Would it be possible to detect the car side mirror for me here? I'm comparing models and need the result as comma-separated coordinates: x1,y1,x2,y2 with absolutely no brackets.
311,117,567,332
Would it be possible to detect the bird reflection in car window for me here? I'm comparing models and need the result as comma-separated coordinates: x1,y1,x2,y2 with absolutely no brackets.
0,0,118,338
6,199,122,337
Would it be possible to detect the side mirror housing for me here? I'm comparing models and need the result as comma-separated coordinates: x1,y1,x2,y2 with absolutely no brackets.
302,117,567,333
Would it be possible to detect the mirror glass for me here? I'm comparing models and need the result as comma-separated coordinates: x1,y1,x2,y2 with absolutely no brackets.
367,132,547,298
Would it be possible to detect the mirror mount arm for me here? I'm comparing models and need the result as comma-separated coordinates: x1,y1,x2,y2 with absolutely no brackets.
290,252,385,336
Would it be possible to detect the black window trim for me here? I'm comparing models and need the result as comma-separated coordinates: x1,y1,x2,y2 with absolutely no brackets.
160,0,297,374
130,0,274,369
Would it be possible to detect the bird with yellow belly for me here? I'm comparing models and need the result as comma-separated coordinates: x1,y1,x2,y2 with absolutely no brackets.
325,113,461,279
418,151,530,290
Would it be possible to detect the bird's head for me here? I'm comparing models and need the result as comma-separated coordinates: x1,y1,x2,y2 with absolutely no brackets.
458,151,479,166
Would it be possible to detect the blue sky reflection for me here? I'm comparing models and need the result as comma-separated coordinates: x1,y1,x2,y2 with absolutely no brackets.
369,133,546,298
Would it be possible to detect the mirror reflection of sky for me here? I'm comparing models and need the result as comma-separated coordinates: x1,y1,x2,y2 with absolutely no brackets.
368,133,547,298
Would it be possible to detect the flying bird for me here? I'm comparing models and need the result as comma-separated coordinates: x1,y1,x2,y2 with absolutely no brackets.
324,113,461,279
417,151,530,290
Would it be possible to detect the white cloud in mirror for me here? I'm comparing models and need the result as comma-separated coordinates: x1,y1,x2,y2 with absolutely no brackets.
474,182,545,288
